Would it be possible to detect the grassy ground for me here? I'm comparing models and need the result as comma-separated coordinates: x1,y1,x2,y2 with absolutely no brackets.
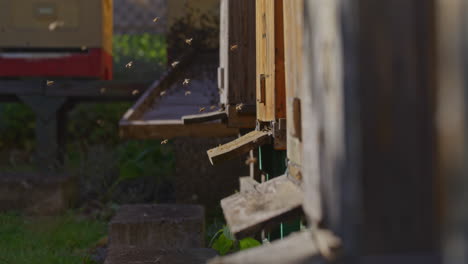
0,212,106,264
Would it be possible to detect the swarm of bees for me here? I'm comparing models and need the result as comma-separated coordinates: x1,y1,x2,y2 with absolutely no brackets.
125,61,133,69
48,21,65,31
46,80,54,86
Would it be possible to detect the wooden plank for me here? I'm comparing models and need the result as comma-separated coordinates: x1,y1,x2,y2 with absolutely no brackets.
221,175,303,237
121,51,194,121
207,130,272,165
207,229,341,264
283,0,304,181
182,111,227,124
119,120,238,140
302,0,362,260
227,0,257,106
239,176,259,192
256,0,286,122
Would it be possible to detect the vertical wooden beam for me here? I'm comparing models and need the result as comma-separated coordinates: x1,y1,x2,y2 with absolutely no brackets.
256,0,286,122
436,0,468,263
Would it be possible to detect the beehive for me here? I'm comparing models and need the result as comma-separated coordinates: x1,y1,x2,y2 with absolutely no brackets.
0,0,113,79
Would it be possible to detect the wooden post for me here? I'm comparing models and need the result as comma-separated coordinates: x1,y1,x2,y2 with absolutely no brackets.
436,0,468,263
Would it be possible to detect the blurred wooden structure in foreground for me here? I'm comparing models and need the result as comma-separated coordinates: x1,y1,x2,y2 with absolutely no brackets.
121,0,468,263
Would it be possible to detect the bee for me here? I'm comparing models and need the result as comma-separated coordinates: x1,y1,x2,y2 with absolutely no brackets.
245,157,258,165
185,90,191,96
100,87,106,94
132,89,140,95
185,38,193,45
125,61,133,69
199,107,206,113
210,105,217,110
48,21,64,31
161,139,169,144
46,80,54,86
81,46,87,51
160,90,167,96
182,78,190,86
171,61,180,68
230,44,238,51
96,119,104,126
153,17,160,23
236,103,244,111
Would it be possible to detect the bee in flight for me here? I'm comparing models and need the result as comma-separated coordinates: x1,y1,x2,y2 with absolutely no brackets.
125,61,133,69
171,61,180,68
153,17,160,23
161,139,169,144
185,91,192,96
132,90,140,96
46,80,54,86
230,44,238,51
183,79,190,86
199,107,206,113
185,38,193,45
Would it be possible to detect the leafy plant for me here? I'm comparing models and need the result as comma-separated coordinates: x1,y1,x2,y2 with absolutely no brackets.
209,226,261,256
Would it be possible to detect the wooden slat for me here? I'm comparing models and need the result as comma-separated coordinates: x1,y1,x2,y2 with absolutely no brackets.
119,120,238,140
221,175,303,237
239,176,259,192
283,0,304,182
207,130,272,165
207,229,341,264
256,0,286,122
182,111,227,124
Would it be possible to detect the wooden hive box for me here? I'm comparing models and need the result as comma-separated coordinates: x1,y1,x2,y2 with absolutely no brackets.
0,0,113,79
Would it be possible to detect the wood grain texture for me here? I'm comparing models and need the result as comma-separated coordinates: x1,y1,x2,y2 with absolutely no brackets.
207,130,272,165
256,0,286,122
221,175,303,237
283,0,304,179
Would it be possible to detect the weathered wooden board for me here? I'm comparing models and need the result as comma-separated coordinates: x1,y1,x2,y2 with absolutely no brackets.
256,0,286,122
221,175,303,237
219,0,257,107
283,0,304,182
182,111,227,124
239,176,259,192
208,229,332,264
207,130,272,165
357,0,437,254
119,120,238,140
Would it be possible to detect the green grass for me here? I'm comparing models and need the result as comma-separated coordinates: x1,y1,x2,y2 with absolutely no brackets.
0,212,106,264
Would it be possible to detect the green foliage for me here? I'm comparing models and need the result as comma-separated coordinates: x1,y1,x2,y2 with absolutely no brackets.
0,212,106,264
113,34,167,80
0,103,35,151
209,226,261,256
